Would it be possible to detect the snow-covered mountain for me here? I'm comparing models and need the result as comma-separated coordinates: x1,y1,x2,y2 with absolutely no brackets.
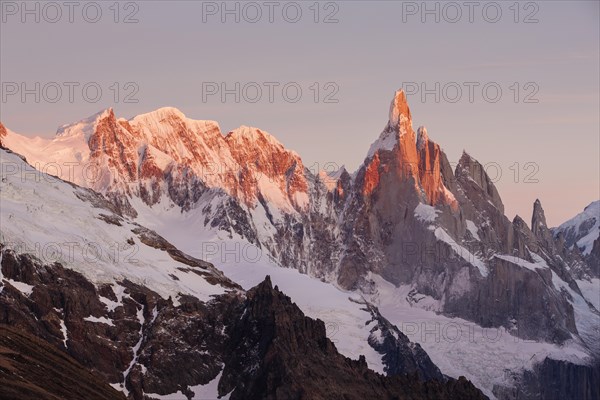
1,89,599,399
1,107,308,216
554,201,599,254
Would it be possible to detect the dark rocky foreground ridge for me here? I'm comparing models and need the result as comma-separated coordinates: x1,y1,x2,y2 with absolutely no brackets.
0,247,486,400
0,325,125,400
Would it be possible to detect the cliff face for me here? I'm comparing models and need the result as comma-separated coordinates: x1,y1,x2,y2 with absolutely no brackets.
494,358,600,400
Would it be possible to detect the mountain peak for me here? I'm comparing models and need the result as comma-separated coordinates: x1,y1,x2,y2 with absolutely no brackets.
132,106,186,122
366,90,415,159
416,126,429,150
532,199,547,228
531,198,557,252
456,150,505,213
388,89,411,128
55,108,114,140
226,125,284,149
513,214,526,226
583,200,600,213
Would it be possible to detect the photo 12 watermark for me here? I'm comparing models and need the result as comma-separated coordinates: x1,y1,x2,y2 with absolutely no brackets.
1,81,140,104
201,81,339,104
399,1,540,24
1,240,139,265
200,1,340,23
1,1,140,23
400,81,540,104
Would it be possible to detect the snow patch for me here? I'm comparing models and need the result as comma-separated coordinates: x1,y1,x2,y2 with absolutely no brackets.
466,220,480,241
4,279,34,295
414,203,440,224
119,304,145,397
493,254,545,272
434,227,488,277
84,316,115,326
54,308,69,349
369,328,385,345
145,369,231,400
366,128,397,159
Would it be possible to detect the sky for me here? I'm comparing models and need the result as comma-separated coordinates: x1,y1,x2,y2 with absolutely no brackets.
1,0,598,226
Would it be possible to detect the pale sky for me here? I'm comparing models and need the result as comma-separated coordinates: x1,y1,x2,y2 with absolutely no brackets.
1,1,598,226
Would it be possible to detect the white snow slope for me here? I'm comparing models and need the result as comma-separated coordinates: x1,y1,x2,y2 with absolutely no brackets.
554,200,599,255
0,148,231,304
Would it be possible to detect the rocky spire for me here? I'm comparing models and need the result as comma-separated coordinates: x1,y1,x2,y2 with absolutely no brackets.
363,92,458,207
388,89,412,130
415,125,457,207
416,126,429,150
531,199,556,252
366,89,417,160
456,151,505,213
532,199,548,234
389,90,419,179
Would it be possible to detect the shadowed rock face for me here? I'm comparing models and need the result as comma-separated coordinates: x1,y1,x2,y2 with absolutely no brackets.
493,358,600,400
532,199,554,249
456,151,505,214
460,257,575,342
587,238,600,276
0,248,486,400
